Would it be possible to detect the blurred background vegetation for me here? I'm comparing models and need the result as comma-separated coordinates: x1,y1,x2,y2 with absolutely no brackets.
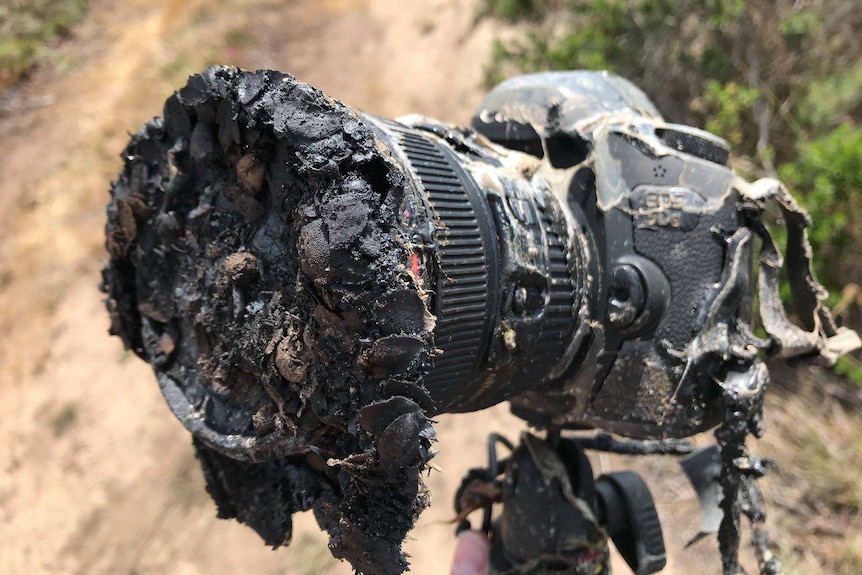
0,0,88,89
480,0,862,381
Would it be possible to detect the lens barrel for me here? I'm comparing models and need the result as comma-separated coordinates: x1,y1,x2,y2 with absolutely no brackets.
365,117,584,413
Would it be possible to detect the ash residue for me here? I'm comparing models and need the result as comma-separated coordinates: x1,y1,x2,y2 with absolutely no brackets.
102,66,436,575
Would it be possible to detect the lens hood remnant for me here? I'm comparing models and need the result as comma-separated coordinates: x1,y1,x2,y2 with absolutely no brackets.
102,66,437,575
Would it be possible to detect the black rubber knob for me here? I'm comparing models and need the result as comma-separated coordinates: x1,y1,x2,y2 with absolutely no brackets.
595,471,667,575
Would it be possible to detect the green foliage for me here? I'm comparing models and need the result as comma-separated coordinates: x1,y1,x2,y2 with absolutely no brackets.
0,0,88,88
707,0,744,26
486,0,674,89
701,80,761,148
778,10,819,43
803,59,862,129
478,0,551,22
779,125,862,290
835,355,862,387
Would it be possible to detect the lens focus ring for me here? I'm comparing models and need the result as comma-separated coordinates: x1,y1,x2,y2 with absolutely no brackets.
386,124,501,412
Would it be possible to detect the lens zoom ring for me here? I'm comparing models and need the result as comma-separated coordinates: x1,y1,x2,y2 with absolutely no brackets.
393,128,497,411
532,201,578,372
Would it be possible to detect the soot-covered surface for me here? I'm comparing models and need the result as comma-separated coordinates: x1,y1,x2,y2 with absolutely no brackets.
102,66,437,575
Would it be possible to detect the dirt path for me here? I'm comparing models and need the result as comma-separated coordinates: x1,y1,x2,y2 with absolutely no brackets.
0,1,856,574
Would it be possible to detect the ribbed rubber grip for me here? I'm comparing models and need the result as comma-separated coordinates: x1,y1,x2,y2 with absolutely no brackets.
392,127,499,412
531,201,578,374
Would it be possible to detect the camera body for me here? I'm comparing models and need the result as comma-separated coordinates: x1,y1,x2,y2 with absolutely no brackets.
366,71,748,438
476,71,743,438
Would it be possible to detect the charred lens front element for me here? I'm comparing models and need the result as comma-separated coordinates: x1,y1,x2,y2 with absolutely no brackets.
102,67,858,575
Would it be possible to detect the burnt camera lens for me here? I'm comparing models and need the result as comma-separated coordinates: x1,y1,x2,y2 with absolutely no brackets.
365,118,584,414
104,67,587,476
103,66,858,575
102,67,588,573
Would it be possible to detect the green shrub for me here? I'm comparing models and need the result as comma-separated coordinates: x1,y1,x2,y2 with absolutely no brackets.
779,125,862,291
0,0,89,89
478,0,556,22
701,80,761,149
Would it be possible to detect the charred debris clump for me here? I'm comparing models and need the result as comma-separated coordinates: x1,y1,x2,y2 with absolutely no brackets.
102,66,437,575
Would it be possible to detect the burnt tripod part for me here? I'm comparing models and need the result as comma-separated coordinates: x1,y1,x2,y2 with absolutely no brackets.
595,472,667,575
483,433,514,533
475,433,665,575
679,445,724,541
488,434,608,575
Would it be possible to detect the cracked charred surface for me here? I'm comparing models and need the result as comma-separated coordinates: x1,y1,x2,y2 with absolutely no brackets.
102,66,437,575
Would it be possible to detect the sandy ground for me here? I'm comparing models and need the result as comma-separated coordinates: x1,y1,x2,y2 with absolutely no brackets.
0,1,858,574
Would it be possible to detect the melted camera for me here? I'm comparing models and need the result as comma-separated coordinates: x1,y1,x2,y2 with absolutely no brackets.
102,67,859,575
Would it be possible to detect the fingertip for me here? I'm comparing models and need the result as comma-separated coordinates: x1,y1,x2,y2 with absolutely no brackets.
451,530,491,575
